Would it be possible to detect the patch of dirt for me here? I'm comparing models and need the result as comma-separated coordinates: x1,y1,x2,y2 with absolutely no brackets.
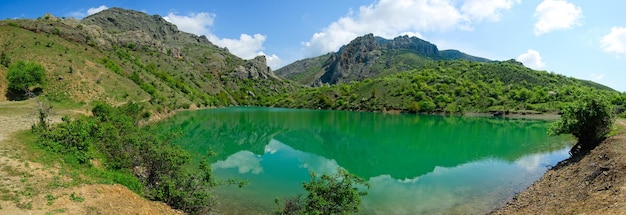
492,119,626,214
0,100,182,215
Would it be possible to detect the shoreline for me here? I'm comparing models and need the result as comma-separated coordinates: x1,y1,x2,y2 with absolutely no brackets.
491,118,626,214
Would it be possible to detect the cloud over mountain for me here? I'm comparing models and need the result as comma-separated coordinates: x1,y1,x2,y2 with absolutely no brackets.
601,26,626,57
302,0,519,57
164,12,282,68
533,0,583,36
516,49,546,69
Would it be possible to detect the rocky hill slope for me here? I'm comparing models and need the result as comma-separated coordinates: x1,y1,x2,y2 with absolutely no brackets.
0,8,293,109
274,33,489,86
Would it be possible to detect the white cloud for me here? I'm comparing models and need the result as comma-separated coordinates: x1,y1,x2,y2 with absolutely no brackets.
461,0,520,22
87,5,109,16
68,5,109,18
590,73,604,81
516,49,546,69
601,26,626,56
213,151,263,174
207,33,266,59
533,0,583,36
261,53,283,69
164,12,282,68
303,0,518,56
164,12,215,36
303,0,465,56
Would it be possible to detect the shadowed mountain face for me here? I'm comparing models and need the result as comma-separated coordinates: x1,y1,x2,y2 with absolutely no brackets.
275,33,490,86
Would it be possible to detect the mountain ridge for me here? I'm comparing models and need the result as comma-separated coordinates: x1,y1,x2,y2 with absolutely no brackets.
275,33,490,86
0,7,292,109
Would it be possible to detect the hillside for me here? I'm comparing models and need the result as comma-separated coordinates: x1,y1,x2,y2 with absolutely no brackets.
0,8,295,110
0,8,621,116
274,33,490,86
274,59,623,113
271,34,623,114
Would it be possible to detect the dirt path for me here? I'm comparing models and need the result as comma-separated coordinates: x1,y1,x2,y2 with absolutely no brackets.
492,119,626,214
0,100,181,215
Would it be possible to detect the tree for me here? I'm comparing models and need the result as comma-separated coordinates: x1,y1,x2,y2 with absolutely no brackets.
6,61,46,96
549,94,615,155
276,168,369,215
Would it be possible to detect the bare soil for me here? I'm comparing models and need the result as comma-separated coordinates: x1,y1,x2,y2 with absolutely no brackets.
492,119,626,215
0,100,182,215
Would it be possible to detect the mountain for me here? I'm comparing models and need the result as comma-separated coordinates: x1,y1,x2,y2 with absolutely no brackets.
274,33,490,86
0,8,620,115
0,8,293,109
273,59,621,113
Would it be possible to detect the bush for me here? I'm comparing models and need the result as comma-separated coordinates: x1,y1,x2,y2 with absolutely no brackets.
7,61,46,94
276,168,369,215
549,94,615,155
33,102,237,214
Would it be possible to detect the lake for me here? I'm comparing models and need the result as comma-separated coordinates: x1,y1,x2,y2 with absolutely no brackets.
155,107,573,214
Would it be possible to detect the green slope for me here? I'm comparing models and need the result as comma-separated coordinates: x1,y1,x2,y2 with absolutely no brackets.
274,60,623,114
0,9,297,111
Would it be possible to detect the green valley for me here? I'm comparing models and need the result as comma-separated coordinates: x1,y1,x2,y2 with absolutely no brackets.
1,7,626,215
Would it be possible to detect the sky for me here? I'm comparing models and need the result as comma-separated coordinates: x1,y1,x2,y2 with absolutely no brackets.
1,0,625,92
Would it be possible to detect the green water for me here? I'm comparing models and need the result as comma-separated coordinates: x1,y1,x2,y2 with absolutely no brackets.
155,107,573,214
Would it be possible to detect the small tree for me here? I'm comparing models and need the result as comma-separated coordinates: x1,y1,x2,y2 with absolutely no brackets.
276,168,369,215
6,61,46,96
549,94,615,155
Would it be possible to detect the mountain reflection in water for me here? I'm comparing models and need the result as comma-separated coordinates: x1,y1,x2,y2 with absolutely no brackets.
155,107,572,214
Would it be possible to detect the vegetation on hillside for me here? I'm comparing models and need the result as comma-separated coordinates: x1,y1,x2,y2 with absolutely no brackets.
31,102,244,214
274,33,489,86
274,60,625,115
0,10,295,110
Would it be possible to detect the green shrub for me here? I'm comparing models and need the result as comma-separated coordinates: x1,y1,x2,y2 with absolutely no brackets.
33,102,233,214
7,61,46,94
276,168,369,215
549,94,615,155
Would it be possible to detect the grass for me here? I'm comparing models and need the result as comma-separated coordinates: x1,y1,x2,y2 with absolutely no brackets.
45,193,57,205
607,118,626,137
45,208,66,215
16,200,32,209
1,165,24,177
9,127,142,193
69,192,84,202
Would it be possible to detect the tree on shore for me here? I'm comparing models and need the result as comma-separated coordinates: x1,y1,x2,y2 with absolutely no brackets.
549,94,615,155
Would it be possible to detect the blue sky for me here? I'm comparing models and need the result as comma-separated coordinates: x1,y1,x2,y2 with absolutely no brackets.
1,0,625,91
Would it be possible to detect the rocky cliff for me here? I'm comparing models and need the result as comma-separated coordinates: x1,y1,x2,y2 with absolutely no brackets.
275,33,490,86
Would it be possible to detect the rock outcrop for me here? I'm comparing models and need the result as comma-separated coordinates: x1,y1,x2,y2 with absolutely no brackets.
230,56,279,80
275,33,490,86
78,7,278,81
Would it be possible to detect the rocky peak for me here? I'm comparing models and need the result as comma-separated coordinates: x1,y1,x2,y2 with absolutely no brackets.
78,8,277,81
231,55,279,80
82,7,181,42
387,35,439,57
